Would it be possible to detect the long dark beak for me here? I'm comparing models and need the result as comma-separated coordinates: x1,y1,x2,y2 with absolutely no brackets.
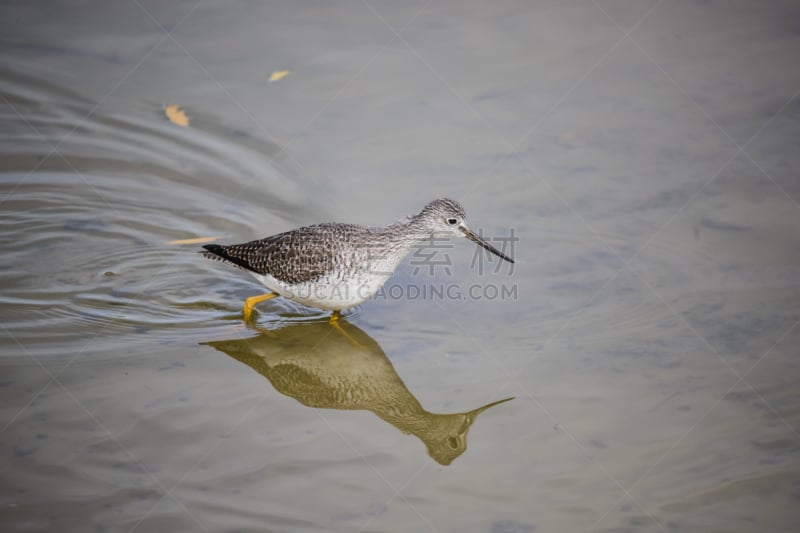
467,396,515,419
460,226,514,264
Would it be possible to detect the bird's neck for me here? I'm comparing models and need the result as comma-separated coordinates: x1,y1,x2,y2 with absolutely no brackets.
397,215,437,245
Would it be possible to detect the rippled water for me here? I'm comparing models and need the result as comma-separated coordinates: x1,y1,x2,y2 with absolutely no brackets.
2,2,800,532
0,66,320,350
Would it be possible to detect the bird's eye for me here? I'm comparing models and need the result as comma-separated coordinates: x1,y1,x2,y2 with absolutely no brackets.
447,218,458,225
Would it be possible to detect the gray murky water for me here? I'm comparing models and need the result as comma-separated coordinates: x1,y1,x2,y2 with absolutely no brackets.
2,1,799,532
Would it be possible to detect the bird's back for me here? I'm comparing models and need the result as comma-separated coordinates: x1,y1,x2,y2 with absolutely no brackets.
201,223,395,285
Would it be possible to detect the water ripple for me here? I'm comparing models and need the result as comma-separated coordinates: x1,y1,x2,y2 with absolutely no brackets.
0,67,327,357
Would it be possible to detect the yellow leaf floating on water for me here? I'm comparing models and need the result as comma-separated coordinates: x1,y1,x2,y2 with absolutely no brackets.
164,104,189,127
165,236,219,245
268,69,290,83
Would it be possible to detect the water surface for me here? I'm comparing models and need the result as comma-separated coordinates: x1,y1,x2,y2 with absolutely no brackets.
1,1,799,532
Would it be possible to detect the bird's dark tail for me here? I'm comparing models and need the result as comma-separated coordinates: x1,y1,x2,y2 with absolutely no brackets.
200,244,255,272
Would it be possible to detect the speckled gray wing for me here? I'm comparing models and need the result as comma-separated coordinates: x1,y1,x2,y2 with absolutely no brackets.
201,224,366,285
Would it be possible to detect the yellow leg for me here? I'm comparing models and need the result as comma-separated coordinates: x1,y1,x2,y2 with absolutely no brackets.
243,292,278,321
328,311,364,347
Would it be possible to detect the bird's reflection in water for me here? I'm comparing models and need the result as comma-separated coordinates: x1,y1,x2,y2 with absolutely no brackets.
202,321,513,465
